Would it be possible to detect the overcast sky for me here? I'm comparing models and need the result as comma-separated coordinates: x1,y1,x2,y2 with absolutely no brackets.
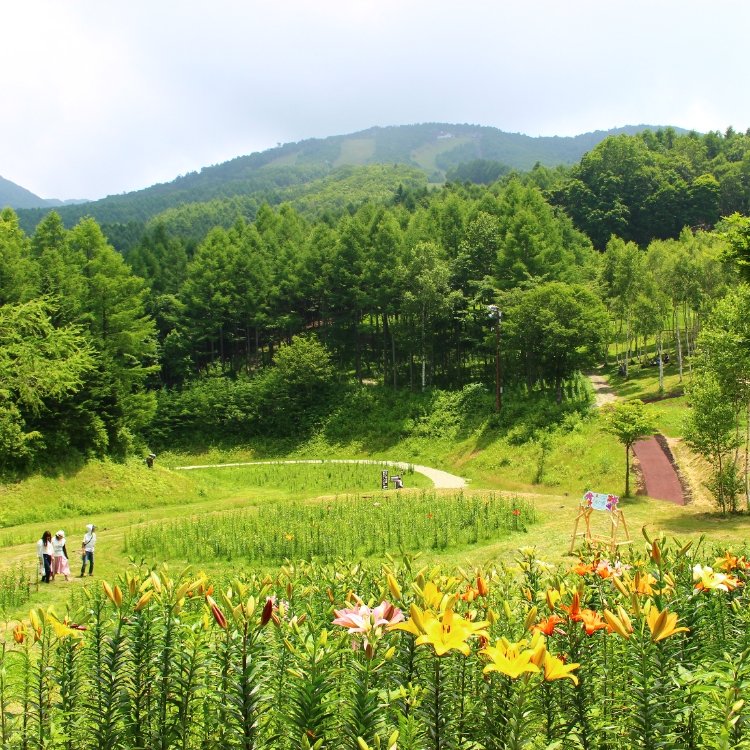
3,0,749,200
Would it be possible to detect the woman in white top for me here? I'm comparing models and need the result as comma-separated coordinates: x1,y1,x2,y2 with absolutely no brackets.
36,530,54,583
52,530,71,581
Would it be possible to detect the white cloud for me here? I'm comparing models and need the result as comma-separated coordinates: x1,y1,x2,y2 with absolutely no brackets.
2,0,750,198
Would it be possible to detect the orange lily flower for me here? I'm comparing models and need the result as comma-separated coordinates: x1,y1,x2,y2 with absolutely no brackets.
572,562,594,576
560,592,582,621
533,614,564,636
579,609,608,635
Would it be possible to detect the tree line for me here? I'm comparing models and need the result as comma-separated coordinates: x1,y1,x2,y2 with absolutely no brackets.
1,129,748,476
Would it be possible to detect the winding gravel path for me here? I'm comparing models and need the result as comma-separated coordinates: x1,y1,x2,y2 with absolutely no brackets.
174,459,468,489
588,373,618,407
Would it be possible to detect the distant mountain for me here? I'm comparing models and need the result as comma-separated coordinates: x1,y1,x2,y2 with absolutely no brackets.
0,174,88,210
13,122,680,233
0,175,50,209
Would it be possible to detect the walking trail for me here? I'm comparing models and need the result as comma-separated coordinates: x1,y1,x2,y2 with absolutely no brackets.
587,373,685,504
588,373,618,407
175,459,468,489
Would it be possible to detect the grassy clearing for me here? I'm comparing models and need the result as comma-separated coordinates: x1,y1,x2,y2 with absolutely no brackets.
2,372,740,625
334,137,375,166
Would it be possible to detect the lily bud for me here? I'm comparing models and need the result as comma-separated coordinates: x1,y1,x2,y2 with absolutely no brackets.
126,572,138,596
243,596,254,619
524,605,538,632
409,604,426,634
631,593,641,618
206,596,227,629
150,571,162,594
175,581,192,602
477,575,489,597
612,576,629,598
387,574,402,601
616,605,633,634
102,581,117,606
603,610,631,639
650,540,661,565
134,590,154,612
261,597,274,626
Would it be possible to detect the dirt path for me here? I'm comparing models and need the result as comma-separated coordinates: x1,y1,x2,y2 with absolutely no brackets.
588,373,686,504
632,437,686,505
588,372,618,407
175,459,468,489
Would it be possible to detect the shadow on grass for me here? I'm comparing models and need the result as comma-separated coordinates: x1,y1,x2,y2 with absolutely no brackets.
654,509,750,536
606,363,686,401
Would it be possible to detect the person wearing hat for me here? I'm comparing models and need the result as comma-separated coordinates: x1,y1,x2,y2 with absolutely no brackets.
51,530,71,581
145,453,156,468
79,524,96,577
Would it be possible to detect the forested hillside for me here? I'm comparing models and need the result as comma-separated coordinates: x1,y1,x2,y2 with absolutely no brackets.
1,125,750,478
11,122,664,240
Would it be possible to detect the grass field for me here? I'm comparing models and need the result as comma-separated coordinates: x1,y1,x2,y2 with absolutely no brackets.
6,369,750,748
2,364,745,625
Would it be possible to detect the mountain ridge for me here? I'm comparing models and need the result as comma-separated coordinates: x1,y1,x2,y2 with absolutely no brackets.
5,122,686,229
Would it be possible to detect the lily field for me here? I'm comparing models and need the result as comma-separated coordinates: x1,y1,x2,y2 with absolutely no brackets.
1,366,750,748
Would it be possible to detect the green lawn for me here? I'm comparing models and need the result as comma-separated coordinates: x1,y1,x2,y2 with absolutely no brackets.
2,369,740,623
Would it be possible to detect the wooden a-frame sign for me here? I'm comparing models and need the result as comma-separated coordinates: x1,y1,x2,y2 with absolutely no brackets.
569,491,632,554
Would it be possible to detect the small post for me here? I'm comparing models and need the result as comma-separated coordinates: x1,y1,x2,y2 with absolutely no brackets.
381,470,389,490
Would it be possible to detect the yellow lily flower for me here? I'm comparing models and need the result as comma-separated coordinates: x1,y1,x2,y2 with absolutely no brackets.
390,603,428,636
415,607,489,657
481,638,541,679
693,564,743,593
543,653,580,685
416,580,456,612
646,607,688,642
45,613,84,640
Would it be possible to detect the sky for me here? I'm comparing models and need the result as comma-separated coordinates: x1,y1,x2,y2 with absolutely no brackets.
3,0,750,201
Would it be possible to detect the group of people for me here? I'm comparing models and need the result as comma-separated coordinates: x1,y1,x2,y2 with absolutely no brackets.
36,524,96,583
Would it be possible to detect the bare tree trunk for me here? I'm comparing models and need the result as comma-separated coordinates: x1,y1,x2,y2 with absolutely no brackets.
675,307,683,383
625,444,631,497
624,316,631,378
421,305,427,392
657,331,664,395
684,303,693,375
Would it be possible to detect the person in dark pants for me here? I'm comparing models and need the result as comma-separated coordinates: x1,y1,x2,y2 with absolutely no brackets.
37,531,53,583
79,524,96,577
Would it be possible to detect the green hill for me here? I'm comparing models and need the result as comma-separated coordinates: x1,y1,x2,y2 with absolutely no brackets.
14,122,673,236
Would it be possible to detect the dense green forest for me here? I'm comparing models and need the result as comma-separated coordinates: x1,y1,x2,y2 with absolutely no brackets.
1,127,749,476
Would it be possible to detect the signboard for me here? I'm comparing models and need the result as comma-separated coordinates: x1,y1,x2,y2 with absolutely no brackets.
570,490,630,554
583,491,619,511
381,470,389,490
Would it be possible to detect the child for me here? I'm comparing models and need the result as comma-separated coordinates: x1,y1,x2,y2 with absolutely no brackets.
80,524,96,577
52,530,71,581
